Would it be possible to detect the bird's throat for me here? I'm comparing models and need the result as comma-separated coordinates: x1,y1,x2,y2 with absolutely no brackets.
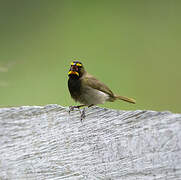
68,77,82,101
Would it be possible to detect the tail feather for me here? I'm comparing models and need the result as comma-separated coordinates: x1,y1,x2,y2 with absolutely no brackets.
115,95,136,104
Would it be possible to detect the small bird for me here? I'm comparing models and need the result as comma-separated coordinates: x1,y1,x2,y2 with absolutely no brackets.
68,61,136,119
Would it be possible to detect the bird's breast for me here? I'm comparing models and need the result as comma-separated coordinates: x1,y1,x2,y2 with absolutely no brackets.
68,78,82,101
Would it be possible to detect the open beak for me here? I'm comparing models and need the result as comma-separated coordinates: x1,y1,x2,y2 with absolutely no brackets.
68,65,79,76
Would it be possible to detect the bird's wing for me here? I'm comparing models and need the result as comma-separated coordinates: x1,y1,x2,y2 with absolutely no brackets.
81,73,114,97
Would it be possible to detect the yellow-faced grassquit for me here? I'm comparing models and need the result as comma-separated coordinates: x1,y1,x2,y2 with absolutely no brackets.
68,61,136,120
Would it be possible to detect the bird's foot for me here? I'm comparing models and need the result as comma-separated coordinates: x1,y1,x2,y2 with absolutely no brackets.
68,105,85,114
68,105,92,122
80,108,86,122
69,106,75,113
69,106,77,114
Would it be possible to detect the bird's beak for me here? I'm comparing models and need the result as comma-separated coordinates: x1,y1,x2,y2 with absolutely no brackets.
68,65,79,76
68,71,79,76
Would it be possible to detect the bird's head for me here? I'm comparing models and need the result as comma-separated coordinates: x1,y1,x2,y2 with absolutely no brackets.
68,61,85,78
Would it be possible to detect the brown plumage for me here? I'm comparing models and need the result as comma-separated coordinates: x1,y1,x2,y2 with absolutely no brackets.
68,61,136,108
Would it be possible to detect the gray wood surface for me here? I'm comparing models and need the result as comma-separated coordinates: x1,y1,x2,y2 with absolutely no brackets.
0,104,181,180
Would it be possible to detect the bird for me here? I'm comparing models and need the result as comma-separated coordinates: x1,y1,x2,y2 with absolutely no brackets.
68,61,136,120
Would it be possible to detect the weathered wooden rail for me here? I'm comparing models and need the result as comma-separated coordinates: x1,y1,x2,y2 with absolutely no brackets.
0,104,181,180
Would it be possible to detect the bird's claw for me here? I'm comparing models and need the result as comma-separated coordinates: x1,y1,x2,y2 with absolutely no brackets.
69,106,75,113
80,109,86,122
68,106,81,114
68,106,86,122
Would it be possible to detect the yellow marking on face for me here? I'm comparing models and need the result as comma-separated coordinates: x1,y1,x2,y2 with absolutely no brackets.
70,62,82,66
76,63,82,66
68,71,79,76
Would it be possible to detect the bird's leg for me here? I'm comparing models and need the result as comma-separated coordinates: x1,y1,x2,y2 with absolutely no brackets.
80,104,94,122
69,104,94,122
80,108,86,122
88,104,94,108
69,104,86,114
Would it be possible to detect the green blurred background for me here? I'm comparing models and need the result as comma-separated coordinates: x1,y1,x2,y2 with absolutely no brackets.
0,0,181,113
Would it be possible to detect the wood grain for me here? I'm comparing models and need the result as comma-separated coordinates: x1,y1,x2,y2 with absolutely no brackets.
0,105,181,180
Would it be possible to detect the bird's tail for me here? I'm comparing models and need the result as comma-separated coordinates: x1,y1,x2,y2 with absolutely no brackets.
115,95,136,104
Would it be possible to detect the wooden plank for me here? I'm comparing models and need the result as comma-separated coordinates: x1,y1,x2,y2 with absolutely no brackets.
0,105,181,180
